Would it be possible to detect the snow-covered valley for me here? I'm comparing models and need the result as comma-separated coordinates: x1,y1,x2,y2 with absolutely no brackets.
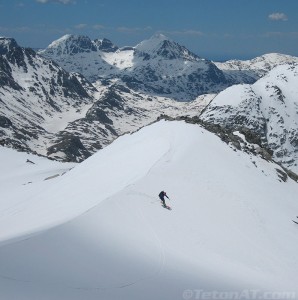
1,34,298,167
1,120,298,300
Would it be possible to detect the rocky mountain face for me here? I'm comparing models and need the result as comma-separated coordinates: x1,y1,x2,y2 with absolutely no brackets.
200,64,298,173
0,37,212,162
2,34,298,169
39,34,243,101
0,37,98,161
40,34,298,102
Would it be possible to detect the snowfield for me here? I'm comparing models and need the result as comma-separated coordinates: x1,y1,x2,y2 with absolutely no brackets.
1,120,298,300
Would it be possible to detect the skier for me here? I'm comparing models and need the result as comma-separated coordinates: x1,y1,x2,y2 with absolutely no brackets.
159,191,169,207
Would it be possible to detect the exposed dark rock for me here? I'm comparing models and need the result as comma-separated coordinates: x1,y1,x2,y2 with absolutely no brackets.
85,104,113,124
0,116,12,128
0,38,19,55
47,134,91,162
281,167,298,182
94,38,119,53
0,57,23,90
101,90,124,110
64,35,97,55
26,159,35,164
275,168,288,182
238,127,262,146
60,73,91,99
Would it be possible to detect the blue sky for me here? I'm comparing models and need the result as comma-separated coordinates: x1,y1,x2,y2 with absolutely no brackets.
0,0,297,60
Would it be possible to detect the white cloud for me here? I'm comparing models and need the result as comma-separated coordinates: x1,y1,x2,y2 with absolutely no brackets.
268,12,288,21
117,26,152,33
16,2,25,7
0,26,31,33
93,24,105,30
168,30,204,37
74,24,87,29
262,31,298,38
35,0,75,4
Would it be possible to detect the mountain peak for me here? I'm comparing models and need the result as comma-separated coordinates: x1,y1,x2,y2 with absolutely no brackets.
93,38,119,53
44,34,97,56
135,34,200,61
0,37,20,55
135,33,171,53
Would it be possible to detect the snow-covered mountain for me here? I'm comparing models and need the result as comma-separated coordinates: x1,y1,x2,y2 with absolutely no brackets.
0,37,213,162
39,35,118,83
39,34,298,102
200,63,298,173
39,34,237,101
3,35,298,168
0,37,101,161
1,120,298,300
214,53,298,83
47,83,214,161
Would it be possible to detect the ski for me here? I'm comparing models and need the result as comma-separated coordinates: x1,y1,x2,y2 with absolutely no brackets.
292,220,298,225
162,205,172,210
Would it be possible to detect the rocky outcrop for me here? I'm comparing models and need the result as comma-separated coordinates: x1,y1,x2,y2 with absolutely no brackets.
200,64,298,173
47,134,91,162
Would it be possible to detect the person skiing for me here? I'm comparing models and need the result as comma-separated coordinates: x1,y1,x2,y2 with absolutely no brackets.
159,191,169,207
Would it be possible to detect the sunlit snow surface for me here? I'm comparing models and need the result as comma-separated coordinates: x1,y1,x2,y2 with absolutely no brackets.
0,121,298,300
201,64,298,173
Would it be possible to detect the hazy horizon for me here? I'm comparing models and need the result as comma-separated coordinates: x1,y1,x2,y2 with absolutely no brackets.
1,0,297,61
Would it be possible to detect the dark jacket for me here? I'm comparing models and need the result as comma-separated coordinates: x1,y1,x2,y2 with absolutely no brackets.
159,191,169,200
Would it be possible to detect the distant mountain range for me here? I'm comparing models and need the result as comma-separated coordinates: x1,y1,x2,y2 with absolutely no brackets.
39,34,298,101
0,36,212,162
1,34,298,171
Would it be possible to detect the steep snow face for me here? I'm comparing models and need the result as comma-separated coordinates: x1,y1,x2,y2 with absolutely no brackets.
0,121,298,300
201,64,298,172
40,34,233,101
101,48,135,69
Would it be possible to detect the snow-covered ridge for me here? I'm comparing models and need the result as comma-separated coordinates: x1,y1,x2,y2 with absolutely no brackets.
215,53,298,71
214,53,298,82
44,34,119,57
201,63,298,173
1,120,298,299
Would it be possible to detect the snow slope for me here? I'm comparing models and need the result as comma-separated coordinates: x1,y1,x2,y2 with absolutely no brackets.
0,146,76,243
0,121,298,300
201,64,298,173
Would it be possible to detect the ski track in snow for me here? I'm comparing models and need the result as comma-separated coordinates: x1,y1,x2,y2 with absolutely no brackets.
1,121,298,299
